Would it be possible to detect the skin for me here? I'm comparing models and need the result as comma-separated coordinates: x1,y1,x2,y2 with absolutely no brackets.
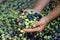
24,0,50,13
23,0,60,32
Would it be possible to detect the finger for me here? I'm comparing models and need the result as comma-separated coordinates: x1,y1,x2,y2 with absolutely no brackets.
23,27,41,32
23,25,45,32
23,28,37,32
24,9,30,12
33,21,40,27
38,25,45,31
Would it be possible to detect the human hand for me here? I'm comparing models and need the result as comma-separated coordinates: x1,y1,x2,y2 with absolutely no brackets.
24,9,40,13
23,17,50,32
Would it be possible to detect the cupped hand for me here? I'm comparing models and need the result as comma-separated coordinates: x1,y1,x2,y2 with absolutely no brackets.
23,17,50,32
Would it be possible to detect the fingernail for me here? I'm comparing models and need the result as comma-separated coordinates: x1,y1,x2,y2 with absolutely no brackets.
33,25,35,27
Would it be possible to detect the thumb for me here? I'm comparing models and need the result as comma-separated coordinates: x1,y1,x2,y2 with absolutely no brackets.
24,9,31,12
33,21,40,28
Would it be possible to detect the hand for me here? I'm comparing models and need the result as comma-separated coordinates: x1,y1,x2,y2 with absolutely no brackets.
23,17,50,32
24,9,40,13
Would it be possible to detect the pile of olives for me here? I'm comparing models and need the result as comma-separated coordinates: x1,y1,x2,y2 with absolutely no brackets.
0,0,60,40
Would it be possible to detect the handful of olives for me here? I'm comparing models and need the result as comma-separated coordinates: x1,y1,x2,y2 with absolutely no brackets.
16,11,42,40
18,11,42,29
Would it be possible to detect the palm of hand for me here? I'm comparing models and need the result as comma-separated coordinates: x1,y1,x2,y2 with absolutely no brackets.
24,17,49,32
